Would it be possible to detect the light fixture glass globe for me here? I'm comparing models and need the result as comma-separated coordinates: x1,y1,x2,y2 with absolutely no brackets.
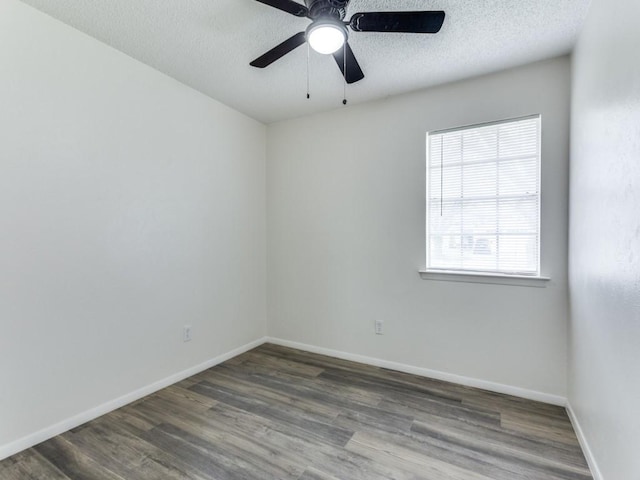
307,22,346,55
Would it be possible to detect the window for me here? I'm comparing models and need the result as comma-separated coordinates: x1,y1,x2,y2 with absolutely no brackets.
426,115,541,277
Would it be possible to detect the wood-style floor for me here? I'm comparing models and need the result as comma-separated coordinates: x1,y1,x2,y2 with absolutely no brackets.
0,344,592,479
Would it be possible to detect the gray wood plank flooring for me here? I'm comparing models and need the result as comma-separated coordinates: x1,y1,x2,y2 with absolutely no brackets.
0,344,592,479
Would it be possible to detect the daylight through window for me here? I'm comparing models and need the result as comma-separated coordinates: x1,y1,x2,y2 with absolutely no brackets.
426,115,541,276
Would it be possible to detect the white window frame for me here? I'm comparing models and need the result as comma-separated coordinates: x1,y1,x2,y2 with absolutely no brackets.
419,115,549,287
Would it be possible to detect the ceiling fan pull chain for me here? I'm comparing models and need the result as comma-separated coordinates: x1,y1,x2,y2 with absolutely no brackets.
306,43,311,99
342,43,347,105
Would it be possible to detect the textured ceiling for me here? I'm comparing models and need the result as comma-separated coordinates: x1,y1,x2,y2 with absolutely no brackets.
20,0,591,123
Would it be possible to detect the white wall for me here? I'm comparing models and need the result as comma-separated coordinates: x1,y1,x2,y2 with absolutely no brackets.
268,57,571,399
569,0,640,477
0,0,266,456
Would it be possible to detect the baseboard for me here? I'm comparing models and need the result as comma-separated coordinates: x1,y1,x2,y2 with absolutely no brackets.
566,402,603,480
0,336,268,462
265,337,567,406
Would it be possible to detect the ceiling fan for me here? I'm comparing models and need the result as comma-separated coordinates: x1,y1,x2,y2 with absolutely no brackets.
250,0,446,84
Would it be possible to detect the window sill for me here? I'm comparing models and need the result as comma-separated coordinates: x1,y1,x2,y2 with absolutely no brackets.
418,270,550,287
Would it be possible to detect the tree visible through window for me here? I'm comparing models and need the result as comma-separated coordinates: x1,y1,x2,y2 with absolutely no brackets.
426,115,541,276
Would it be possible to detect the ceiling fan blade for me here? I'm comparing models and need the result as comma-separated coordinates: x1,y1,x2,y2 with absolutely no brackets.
332,42,365,84
349,11,445,33
255,0,308,17
250,32,307,68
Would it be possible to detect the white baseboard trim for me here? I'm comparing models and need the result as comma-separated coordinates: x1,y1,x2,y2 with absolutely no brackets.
265,337,567,407
566,402,603,480
0,336,268,462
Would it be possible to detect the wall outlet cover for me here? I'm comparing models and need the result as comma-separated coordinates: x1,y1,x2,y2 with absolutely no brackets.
183,325,192,342
375,320,384,335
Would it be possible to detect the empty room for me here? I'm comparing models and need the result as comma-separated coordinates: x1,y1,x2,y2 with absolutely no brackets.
1,0,638,478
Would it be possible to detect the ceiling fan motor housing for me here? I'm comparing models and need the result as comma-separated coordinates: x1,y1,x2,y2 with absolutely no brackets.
305,0,349,20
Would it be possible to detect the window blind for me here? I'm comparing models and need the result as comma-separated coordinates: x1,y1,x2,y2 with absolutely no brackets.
426,115,541,276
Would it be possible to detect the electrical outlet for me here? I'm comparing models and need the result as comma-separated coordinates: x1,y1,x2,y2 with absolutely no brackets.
183,325,192,342
375,320,384,335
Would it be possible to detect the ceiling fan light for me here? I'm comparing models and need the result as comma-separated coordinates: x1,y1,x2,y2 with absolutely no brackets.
307,22,346,55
